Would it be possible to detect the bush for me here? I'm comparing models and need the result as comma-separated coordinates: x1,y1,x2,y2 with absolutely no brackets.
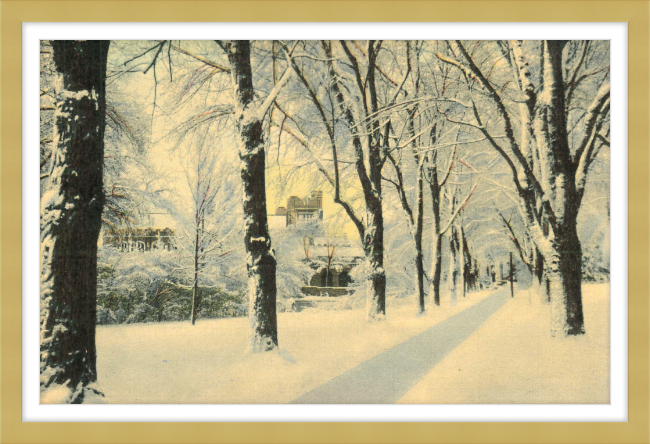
126,303,159,324
96,306,117,325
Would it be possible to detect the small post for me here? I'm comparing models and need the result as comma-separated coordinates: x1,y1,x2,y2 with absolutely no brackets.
509,252,514,298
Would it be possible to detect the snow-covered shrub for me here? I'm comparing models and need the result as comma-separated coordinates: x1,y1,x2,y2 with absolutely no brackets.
198,288,246,319
348,259,367,290
126,303,159,324
114,308,128,324
96,245,249,324
96,306,117,325
162,303,188,322
220,300,248,317
273,220,325,299
332,291,364,310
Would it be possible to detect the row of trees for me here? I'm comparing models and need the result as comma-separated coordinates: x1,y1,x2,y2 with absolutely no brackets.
40,39,610,402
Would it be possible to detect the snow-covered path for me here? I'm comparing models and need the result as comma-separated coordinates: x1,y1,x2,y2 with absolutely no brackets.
290,289,511,404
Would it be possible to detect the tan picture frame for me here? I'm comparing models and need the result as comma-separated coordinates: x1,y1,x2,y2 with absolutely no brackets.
2,1,648,442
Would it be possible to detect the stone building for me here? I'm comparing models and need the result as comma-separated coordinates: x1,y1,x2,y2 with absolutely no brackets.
268,191,324,228
286,191,323,225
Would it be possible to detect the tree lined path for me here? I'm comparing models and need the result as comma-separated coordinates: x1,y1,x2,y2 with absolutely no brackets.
290,289,511,404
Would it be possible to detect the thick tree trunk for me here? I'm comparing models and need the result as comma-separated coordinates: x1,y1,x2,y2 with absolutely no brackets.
427,164,443,306
227,41,278,351
364,199,386,320
548,217,584,336
429,232,443,306
536,41,585,335
40,41,109,403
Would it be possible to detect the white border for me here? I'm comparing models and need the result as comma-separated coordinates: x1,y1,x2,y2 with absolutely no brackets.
23,22,628,422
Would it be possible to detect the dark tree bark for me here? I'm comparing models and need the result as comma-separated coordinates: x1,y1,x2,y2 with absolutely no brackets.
226,40,279,351
40,40,110,403
427,151,443,306
414,166,425,313
533,248,551,304
430,231,443,305
535,42,586,335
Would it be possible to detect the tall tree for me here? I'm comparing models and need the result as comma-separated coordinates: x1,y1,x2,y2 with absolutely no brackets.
175,134,229,325
40,40,110,403
382,41,429,314
223,40,292,351
279,40,408,320
322,40,388,320
438,40,609,335
424,133,476,306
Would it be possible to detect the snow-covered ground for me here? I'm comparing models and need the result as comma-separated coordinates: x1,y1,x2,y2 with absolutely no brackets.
398,283,610,404
96,290,495,403
95,284,609,404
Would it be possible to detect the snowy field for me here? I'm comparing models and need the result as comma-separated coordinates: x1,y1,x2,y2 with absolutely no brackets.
95,284,609,404
399,283,610,404
96,290,494,403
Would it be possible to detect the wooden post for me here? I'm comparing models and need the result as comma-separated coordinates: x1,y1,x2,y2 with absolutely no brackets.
509,252,514,298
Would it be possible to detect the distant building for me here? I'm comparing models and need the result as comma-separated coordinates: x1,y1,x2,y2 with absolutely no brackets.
103,227,175,252
287,191,323,225
269,191,324,227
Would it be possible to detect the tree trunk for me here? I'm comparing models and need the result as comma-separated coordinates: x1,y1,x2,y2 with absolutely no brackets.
509,252,515,298
447,228,459,305
534,248,544,284
364,199,386,320
533,248,550,304
227,41,278,351
459,225,467,297
548,218,585,336
428,163,442,306
414,160,426,313
321,40,385,321
536,41,585,335
415,234,425,314
429,232,442,306
191,225,200,325
40,40,110,403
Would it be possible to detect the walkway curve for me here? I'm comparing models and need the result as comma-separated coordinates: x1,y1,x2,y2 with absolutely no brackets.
290,289,511,404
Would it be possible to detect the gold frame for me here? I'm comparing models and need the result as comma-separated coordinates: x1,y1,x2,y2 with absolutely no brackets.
2,1,648,442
